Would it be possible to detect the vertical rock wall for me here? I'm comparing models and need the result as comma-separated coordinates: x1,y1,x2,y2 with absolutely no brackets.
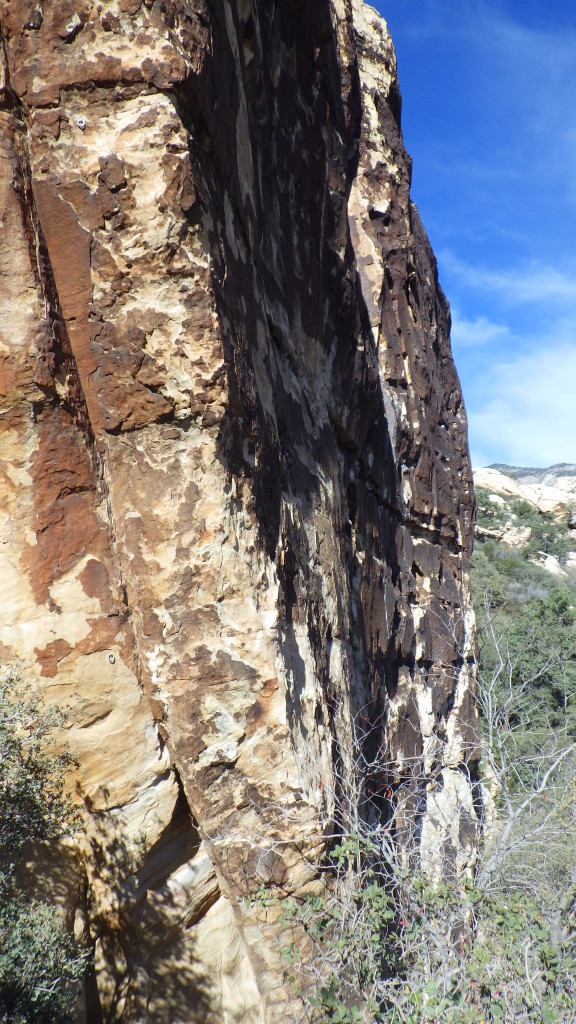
0,1,477,1021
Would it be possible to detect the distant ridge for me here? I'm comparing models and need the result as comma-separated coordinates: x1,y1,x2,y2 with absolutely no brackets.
487,464,576,486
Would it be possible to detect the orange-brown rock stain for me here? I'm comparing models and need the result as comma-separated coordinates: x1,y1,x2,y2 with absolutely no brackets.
19,406,103,606
33,637,73,677
245,677,280,738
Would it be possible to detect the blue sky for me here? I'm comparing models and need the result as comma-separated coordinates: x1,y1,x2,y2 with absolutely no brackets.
372,0,576,468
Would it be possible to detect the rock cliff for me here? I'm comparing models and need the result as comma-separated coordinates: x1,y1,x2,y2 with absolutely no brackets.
0,1,477,1020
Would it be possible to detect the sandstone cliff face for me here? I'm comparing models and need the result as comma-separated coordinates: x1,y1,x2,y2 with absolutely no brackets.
0,1,477,1021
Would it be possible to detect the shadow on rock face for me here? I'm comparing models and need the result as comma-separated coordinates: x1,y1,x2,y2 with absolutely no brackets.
82,784,217,1024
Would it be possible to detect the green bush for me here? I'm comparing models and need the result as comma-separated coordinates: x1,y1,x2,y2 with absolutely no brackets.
0,670,90,1024
471,498,576,736
255,826,576,1023
0,894,88,1024
474,488,574,564
0,685,77,850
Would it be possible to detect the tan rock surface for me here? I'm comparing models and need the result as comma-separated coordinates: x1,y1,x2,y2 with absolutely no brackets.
0,1,477,1020
474,466,576,520
475,522,532,548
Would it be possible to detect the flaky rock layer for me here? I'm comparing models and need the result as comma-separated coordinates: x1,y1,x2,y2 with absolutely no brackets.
0,1,477,1020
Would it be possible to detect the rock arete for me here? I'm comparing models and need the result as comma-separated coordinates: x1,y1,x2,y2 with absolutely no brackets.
0,1,478,1020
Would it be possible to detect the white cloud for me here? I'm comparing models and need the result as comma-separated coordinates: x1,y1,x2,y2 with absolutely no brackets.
441,253,576,307
460,9,576,205
445,256,576,468
451,311,509,348
467,337,576,468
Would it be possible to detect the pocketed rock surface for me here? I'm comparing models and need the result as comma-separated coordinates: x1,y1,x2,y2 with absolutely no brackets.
0,1,477,1020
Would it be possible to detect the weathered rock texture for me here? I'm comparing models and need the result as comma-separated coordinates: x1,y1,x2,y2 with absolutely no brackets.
0,1,477,1020
475,466,576,520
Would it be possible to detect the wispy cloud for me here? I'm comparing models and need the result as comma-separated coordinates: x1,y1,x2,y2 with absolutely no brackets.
451,311,509,349
392,0,576,211
442,254,576,307
447,253,576,467
469,339,576,467
456,313,576,467
377,0,576,469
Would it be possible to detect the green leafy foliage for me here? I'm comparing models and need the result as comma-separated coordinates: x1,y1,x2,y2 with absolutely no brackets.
0,670,90,1024
269,843,576,1023
0,683,77,851
475,489,575,565
471,493,576,734
0,891,89,1024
